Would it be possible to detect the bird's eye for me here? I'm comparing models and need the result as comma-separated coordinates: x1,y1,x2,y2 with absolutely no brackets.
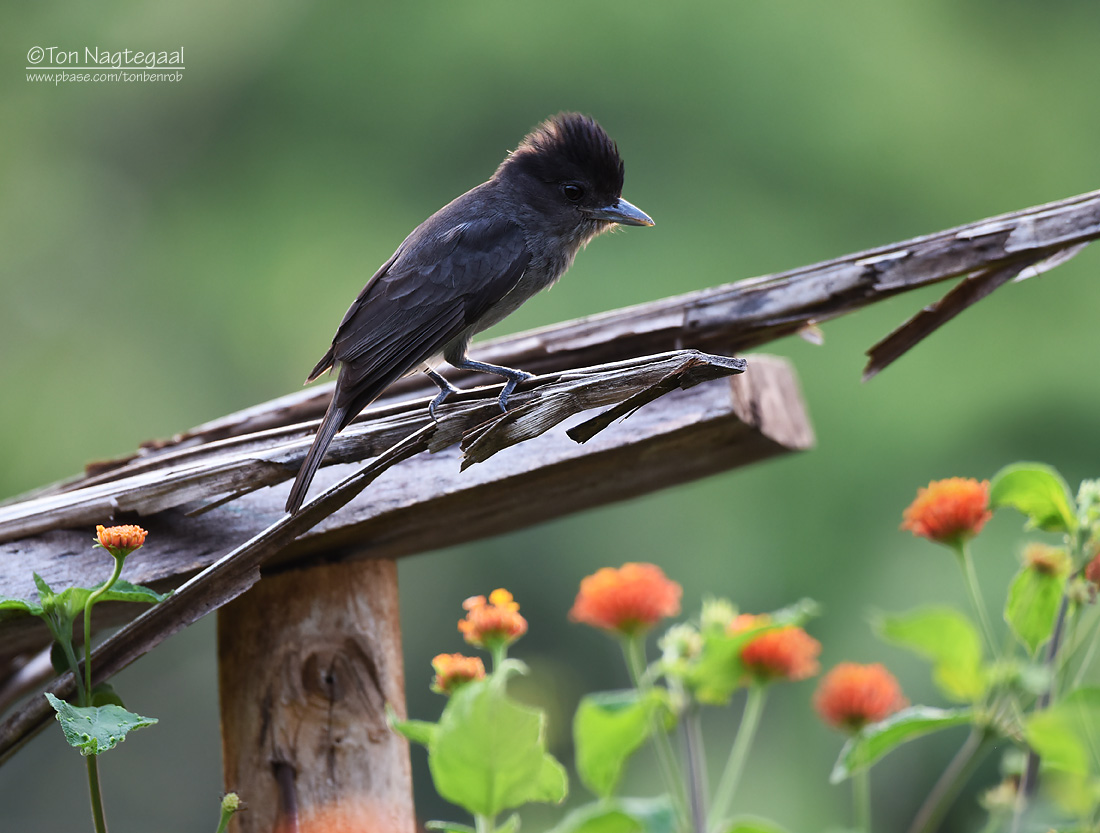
561,183,585,202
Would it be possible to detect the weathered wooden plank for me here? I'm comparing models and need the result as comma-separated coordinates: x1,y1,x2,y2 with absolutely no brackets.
0,354,802,661
0,354,810,764
92,188,1097,456
0,352,744,543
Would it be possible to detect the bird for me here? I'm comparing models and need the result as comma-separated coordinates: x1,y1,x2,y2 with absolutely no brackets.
284,112,653,514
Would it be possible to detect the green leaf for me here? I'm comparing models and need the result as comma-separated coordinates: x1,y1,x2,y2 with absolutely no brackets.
386,703,437,747
92,580,169,605
428,675,567,816
618,798,677,833
830,706,973,783
90,683,125,708
721,817,791,833
547,797,676,833
33,572,55,601
873,608,986,702
425,823,477,833
49,587,93,622
0,596,44,617
547,805,643,833
1005,564,1067,655
574,689,668,797
531,753,569,804
495,814,521,833
45,693,158,756
682,628,759,704
1026,687,1100,776
51,582,168,622
1042,770,1100,818
990,463,1077,533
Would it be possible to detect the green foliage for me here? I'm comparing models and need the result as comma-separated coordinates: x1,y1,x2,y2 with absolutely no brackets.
90,683,126,709
990,463,1077,534
1026,688,1100,777
574,689,671,797
681,627,761,705
2,573,166,640
547,797,676,833
829,707,973,783
0,596,44,617
45,693,158,756
426,667,567,817
387,704,438,747
1026,688,1100,817
683,598,819,705
426,823,477,833
872,608,986,702
1004,562,1067,655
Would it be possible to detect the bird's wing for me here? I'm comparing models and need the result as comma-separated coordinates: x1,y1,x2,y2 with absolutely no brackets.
320,214,531,414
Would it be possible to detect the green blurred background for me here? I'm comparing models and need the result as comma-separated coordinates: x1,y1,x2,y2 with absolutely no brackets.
3,2,1100,830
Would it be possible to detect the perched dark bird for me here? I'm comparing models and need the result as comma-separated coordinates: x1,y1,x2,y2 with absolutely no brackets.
284,113,653,514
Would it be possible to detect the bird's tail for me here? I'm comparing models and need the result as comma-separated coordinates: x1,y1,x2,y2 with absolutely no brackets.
284,399,346,515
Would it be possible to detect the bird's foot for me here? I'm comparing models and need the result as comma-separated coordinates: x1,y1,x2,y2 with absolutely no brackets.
498,370,534,412
424,367,463,422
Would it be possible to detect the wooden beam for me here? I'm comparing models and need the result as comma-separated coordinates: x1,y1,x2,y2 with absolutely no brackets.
102,187,1098,453
0,354,810,759
0,354,803,661
218,558,412,833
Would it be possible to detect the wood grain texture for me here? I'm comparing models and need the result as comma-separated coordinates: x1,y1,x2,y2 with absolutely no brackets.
218,559,411,833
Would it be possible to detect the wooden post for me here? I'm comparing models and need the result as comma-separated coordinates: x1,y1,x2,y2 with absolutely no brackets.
217,558,412,833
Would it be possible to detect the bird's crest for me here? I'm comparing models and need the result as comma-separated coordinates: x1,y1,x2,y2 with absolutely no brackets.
501,112,625,198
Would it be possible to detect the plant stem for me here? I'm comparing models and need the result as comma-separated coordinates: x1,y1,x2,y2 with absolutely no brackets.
853,765,871,833
83,556,126,702
59,634,88,707
86,754,109,833
622,634,689,830
908,727,992,833
490,642,507,673
1013,585,1074,832
956,542,999,660
80,556,124,833
683,704,709,833
708,684,767,833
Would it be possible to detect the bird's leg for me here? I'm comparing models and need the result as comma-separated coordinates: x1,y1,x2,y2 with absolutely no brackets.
448,356,533,412
424,368,463,421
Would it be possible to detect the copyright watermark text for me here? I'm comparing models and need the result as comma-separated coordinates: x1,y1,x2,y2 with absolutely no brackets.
25,46,185,85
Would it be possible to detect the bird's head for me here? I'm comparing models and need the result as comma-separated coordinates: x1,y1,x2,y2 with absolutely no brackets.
497,113,653,236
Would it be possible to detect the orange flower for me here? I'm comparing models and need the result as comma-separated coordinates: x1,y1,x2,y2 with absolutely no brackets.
739,625,821,682
1086,550,1100,587
94,524,147,558
901,478,992,547
1023,543,1070,577
569,563,682,635
458,589,528,649
431,653,486,695
814,662,907,732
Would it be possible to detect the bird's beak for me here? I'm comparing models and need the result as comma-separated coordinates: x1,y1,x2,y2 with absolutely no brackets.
584,197,654,227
